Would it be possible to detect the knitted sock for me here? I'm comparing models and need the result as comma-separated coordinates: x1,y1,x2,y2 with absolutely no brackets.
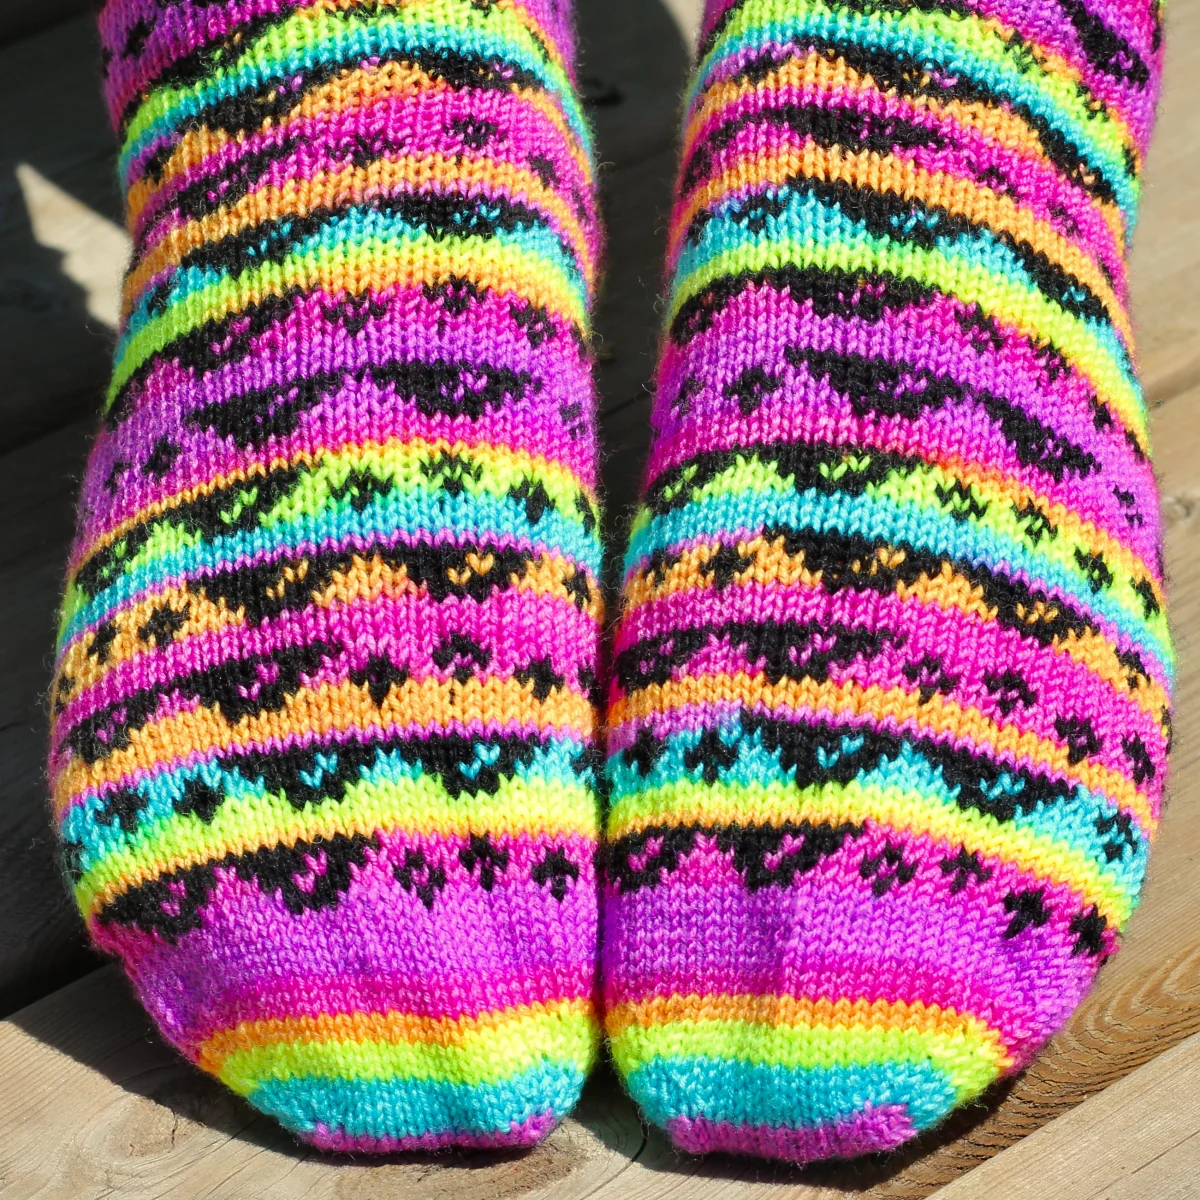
603,0,1169,1163
51,0,603,1152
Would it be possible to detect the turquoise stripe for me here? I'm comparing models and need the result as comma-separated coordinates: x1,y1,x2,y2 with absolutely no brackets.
623,488,1172,684
627,1056,957,1132
120,12,592,181
606,725,1148,899
688,2,1137,221
63,499,603,650
672,185,1138,386
248,1062,587,1140
64,736,590,874
121,208,586,346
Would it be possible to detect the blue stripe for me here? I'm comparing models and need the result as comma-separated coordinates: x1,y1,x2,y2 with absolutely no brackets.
672,185,1139,391
606,725,1148,900
247,1062,586,1140
626,1055,958,1132
65,737,591,875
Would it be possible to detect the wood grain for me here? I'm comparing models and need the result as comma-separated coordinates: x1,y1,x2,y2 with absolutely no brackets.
930,1033,1200,1200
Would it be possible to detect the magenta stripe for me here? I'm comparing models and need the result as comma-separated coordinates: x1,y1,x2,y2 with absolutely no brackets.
55,586,597,734
616,579,1167,780
667,1104,917,1161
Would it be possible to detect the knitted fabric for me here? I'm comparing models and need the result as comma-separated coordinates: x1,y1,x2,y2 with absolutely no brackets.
51,0,603,1151
603,0,1169,1163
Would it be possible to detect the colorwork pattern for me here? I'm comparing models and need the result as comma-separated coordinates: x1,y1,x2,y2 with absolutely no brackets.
51,0,603,1151
603,0,1171,1162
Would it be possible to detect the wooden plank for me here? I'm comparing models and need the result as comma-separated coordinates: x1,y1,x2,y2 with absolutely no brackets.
0,14,121,452
930,1032,1200,1200
0,418,101,1016
0,966,651,1200
1130,0,1200,405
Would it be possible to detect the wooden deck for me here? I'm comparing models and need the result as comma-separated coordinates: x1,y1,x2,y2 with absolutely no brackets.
1,1,1198,1195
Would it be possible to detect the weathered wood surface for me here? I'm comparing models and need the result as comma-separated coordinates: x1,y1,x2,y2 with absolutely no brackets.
1,0,1199,1195
933,1031,1200,1200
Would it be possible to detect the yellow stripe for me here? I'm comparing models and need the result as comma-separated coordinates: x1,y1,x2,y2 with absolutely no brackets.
76,769,598,916
205,1003,598,1094
200,996,590,1074
605,773,1136,926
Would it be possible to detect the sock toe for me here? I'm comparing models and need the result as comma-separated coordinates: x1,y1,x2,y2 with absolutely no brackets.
609,996,1002,1162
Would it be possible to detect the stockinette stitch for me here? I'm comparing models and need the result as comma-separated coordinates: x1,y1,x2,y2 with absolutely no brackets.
602,0,1171,1163
50,0,604,1151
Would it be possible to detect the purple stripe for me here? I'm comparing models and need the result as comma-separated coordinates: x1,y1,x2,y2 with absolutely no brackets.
602,850,1102,1066
651,286,1158,562
78,291,596,544
95,830,598,1051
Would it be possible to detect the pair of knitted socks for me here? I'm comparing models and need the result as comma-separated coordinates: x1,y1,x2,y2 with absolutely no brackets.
53,0,1169,1163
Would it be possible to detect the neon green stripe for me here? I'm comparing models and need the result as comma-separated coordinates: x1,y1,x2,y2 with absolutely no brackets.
123,1,587,167
78,772,598,915
609,1017,1005,1104
700,0,1134,183
219,1009,597,1094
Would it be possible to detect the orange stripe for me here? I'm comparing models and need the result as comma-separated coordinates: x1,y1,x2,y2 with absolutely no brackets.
682,53,1126,253
606,992,1007,1050
55,551,597,692
127,60,594,233
52,674,596,816
124,154,595,321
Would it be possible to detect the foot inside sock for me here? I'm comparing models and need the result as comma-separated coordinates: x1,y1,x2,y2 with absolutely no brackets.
51,0,603,1150
603,0,1170,1163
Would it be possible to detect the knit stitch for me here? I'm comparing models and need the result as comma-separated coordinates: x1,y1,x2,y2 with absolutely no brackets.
603,0,1169,1162
51,0,603,1150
